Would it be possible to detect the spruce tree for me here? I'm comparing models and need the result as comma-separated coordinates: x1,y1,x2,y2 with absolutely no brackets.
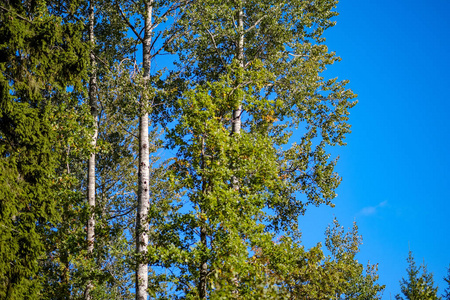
443,264,450,300
0,1,87,297
396,251,440,300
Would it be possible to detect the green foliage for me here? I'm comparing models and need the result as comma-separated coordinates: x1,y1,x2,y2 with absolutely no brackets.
144,0,381,298
0,103,57,299
444,265,450,300
0,1,88,297
0,0,386,299
395,251,440,300
269,219,384,299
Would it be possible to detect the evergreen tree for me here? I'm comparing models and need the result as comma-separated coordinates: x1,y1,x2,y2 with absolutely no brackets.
443,264,450,300
0,1,87,297
395,250,440,300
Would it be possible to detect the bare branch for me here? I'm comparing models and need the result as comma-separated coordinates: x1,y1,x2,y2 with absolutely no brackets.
232,14,238,29
107,206,136,221
287,52,307,58
117,5,144,43
149,31,162,53
93,53,109,66
150,30,182,59
205,28,226,67
245,15,266,34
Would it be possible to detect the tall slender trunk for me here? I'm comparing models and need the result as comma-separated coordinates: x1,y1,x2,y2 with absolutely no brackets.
85,1,97,299
199,137,207,299
230,1,244,294
136,1,152,299
232,2,244,137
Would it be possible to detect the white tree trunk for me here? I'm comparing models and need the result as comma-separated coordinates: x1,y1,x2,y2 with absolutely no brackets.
85,1,97,299
232,2,244,136
199,138,207,299
230,2,244,294
136,1,152,299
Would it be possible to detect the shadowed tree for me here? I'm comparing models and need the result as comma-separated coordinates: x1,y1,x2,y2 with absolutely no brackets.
0,1,87,297
442,264,450,300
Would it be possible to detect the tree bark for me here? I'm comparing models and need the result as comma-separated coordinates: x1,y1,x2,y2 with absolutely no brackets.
199,137,207,299
135,1,152,299
232,1,244,137
85,1,97,299
230,1,244,294
199,225,208,298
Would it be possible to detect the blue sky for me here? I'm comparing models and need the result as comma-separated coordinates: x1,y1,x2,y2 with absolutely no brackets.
299,0,450,298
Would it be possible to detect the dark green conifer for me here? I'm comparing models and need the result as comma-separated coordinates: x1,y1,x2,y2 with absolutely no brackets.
0,1,87,297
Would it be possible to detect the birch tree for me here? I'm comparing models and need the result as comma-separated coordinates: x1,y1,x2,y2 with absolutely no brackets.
159,0,361,297
85,2,98,299
113,0,187,298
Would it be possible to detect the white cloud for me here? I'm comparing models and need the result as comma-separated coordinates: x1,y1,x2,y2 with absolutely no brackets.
359,200,388,216
379,200,388,207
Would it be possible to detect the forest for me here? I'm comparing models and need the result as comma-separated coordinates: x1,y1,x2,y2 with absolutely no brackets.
0,0,449,299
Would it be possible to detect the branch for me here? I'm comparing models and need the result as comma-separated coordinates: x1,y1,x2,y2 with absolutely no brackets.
150,30,182,59
245,15,267,34
227,80,253,97
93,53,109,66
106,206,136,221
149,31,162,54
205,28,226,67
244,41,266,68
149,0,189,32
232,14,238,30
1,224,20,233
287,52,307,58
117,5,144,43
0,5,32,24
149,0,193,58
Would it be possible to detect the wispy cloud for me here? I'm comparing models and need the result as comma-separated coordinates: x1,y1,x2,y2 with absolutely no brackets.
359,200,388,216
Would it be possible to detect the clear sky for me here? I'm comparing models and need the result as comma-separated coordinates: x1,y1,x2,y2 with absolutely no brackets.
298,0,450,298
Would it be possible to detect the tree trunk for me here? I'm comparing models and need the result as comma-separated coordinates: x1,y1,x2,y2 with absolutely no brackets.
85,1,97,299
199,225,208,298
136,1,152,299
230,1,244,294
232,2,244,137
199,137,208,299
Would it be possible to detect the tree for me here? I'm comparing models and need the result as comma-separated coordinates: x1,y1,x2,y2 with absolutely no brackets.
85,1,98,299
1,1,139,298
443,264,450,300
153,0,357,297
0,1,387,298
0,1,88,297
266,219,384,299
395,250,440,300
324,219,385,299
112,0,187,298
